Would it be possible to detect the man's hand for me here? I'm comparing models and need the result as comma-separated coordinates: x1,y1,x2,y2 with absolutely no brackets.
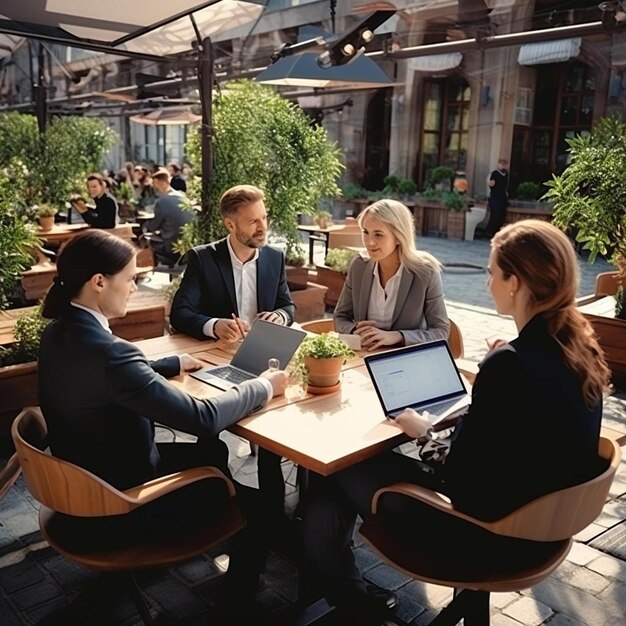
256,311,284,325
260,368,288,396
215,318,250,342
179,353,205,373
394,408,432,439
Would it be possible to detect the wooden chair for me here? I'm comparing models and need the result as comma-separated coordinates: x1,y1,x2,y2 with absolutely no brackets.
360,437,620,626
300,318,334,334
448,318,464,359
0,452,21,501
595,271,621,297
12,407,245,625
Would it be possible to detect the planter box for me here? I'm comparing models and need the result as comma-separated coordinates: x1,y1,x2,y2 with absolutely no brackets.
447,210,467,241
583,312,626,388
0,361,38,436
312,265,346,308
291,281,328,323
286,265,309,291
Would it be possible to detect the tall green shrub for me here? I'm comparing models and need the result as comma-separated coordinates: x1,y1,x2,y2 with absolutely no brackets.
544,115,626,267
184,80,343,256
0,112,117,207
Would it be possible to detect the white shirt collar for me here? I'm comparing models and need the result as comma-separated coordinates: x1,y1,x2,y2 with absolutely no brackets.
226,236,260,267
70,301,112,333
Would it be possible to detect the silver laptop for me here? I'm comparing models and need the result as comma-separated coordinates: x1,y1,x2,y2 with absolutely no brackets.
364,339,470,424
190,318,306,391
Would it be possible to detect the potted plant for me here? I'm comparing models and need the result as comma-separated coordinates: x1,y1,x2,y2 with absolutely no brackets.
545,115,626,382
444,190,468,240
36,204,57,231
430,166,454,192
115,182,135,221
315,210,333,229
285,246,309,291
293,332,355,394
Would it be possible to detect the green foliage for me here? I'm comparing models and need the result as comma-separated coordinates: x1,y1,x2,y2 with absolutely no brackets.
297,332,355,360
544,115,626,264
0,112,117,207
115,182,134,202
398,178,418,196
184,80,344,257
340,182,367,200
382,175,417,198
324,248,358,274
615,285,624,318
160,275,182,304
420,188,444,202
443,190,466,212
0,304,49,366
515,181,541,201
0,167,39,309
430,166,454,186
36,204,57,218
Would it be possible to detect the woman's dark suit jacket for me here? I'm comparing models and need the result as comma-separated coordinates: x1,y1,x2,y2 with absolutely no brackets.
333,255,449,345
443,315,603,520
38,307,269,490
170,238,295,340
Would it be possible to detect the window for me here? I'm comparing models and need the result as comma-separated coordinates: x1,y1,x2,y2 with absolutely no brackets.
514,88,533,126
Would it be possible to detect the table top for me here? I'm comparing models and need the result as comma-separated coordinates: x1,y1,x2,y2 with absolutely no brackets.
297,224,346,234
38,223,136,244
578,295,616,319
136,332,404,475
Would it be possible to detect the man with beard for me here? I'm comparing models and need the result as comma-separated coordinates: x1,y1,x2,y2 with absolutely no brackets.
170,184,294,339
170,185,295,541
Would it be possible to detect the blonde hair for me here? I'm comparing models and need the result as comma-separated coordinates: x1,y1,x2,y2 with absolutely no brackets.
219,185,264,218
357,199,441,275
492,219,610,405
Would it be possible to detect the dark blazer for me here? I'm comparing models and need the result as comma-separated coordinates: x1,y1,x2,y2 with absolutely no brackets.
79,193,118,229
38,307,269,490
443,315,603,520
334,255,449,345
170,238,295,339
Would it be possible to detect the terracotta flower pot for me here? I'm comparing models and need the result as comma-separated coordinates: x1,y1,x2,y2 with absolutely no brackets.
38,216,55,231
304,355,343,390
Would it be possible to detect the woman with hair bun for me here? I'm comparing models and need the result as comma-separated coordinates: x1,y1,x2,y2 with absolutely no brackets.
304,219,611,625
39,229,287,613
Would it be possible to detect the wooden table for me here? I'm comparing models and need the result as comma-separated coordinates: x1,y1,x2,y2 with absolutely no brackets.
138,333,408,475
38,223,138,251
297,224,346,265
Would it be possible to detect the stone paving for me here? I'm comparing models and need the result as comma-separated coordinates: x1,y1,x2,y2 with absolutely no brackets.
0,236,624,626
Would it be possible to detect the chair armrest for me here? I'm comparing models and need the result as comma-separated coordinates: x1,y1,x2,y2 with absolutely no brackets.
123,466,235,504
370,481,493,533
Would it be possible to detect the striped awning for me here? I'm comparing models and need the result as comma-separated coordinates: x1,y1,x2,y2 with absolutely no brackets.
408,52,463,72
518,38,582,66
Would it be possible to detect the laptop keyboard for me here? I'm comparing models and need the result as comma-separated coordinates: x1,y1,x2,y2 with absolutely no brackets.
210,366,255,384
427,398,464,416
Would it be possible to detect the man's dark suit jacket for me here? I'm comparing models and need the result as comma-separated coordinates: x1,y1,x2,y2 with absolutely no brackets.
442,314,603,520
78,192,118,229
170,238,295,340
38,307,269,490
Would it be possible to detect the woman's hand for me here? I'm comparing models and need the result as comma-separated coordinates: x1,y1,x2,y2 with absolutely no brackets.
393,408,433,439
354,321,402,351
179,353,205,373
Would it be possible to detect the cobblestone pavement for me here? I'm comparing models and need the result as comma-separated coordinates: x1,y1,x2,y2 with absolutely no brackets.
0,236,624,626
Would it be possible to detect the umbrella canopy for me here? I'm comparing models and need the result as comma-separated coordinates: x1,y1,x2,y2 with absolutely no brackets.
130,108,202,125
0,1,265,59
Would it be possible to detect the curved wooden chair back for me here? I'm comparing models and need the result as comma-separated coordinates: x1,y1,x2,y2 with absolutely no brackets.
448,318,464,359
360,437,620,610
300,318,335,335
595,271,621,297
0,452,21,501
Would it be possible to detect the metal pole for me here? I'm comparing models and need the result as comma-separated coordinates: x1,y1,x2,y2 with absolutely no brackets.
34,41,46,133
199,36,213,215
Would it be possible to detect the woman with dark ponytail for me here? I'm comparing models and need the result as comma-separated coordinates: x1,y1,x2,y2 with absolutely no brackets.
302,219,611,626
39,230,287,613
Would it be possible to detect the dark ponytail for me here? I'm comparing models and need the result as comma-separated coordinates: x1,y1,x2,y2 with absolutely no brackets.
42,230,136,319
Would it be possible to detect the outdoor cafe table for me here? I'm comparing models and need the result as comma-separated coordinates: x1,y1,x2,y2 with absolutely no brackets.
37,223,138,251
297,224,346,266
135,333,409,475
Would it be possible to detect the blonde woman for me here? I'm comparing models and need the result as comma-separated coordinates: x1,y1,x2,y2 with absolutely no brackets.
334,199,449,351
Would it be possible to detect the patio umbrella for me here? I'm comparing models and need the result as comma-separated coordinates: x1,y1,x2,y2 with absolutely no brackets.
130,109,202,125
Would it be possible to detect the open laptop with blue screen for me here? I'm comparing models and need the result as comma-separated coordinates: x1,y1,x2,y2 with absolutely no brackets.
364,340,470,424
190,318,305,391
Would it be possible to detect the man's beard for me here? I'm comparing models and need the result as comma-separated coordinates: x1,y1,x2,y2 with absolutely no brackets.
236,229,266,249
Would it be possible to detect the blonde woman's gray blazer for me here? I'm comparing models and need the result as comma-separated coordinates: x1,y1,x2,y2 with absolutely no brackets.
333,255,450,345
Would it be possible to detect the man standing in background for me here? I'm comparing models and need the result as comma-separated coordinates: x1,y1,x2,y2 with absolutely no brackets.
486,158,509,236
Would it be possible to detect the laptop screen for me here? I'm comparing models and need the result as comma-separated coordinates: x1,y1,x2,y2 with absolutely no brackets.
365,340,466,415
230,318,306,375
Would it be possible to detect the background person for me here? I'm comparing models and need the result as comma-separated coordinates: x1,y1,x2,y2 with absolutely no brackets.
71,172,118,229
486,158,509,236
334,198,449,351
303,219,610,625
167,160,187,193
38,230,287,618
144,167,194,267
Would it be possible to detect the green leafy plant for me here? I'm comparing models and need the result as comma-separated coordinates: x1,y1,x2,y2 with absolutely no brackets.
285,247,306,267
292,332,355,385
183,80,343,258
430,166,454,187
0,304,49,366
381,175,417,199
115,182,134,202
315,210,333,226
443,190,466,212
340,182,367,200
398,178,418,196
515,181,541,201
36,204,58,218
420,188,444,202
324,248,358,274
